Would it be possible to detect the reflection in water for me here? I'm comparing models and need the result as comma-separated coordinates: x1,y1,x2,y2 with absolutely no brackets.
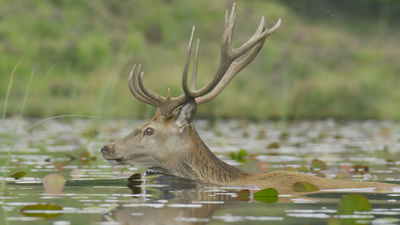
105,172,236,225
103,173,400,225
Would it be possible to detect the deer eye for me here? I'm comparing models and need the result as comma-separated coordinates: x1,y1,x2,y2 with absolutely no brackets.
144,127,154,135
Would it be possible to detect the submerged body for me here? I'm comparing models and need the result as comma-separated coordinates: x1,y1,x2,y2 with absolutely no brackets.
103,121,399,194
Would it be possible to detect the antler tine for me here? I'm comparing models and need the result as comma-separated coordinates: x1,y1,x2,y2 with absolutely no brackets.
195,14,281,104
128,64,159,106
178,7,237,99
181,5,281,102
232,17,280,58
233,17,281,64
129,63,190,115
182,26,196,97
191,38,200,91
137,69,166,107
196,39,266,105
226,3,237,46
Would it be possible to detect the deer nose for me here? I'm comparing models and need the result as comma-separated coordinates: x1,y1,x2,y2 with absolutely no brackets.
101,146,109,155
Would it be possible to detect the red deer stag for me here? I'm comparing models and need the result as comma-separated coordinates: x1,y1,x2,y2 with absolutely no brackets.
101,4,398,194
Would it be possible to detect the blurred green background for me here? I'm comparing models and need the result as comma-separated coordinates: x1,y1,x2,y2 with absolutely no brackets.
1,0,400,120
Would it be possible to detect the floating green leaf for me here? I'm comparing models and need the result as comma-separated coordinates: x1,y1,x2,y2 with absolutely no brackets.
20,203,63,219
229,149,247,162
298,165,309,173
293,182,319,192
337,194,371,215
237,149,247,158
254,188,278,197
266,142,280,149
9,171,27,179
311,159,326,170
254,188,278,203
279,132,289,140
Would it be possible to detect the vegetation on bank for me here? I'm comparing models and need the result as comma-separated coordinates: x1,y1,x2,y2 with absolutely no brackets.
1,0,399,120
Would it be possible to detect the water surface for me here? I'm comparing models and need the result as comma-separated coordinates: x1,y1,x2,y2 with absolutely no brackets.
1,119,399,224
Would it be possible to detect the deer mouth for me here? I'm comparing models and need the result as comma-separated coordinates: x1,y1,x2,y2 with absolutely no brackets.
103,157,124,165
106,159,123,165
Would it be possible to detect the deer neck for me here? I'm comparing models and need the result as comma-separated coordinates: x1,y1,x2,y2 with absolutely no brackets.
159,124,251,186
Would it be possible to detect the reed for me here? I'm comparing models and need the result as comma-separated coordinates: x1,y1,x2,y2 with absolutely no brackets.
0,57,23,132
0,66,34,225
1,68,34,191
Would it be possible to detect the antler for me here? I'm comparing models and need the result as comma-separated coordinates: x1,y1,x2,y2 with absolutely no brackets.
129,64,185,115
129,3,281,116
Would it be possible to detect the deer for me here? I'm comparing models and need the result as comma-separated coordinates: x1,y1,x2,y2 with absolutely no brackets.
101,3,399,194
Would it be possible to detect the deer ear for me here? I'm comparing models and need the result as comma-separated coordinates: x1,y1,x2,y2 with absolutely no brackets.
175,98,197,131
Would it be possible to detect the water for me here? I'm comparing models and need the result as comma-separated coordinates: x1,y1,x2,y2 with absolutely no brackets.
1,118,400,224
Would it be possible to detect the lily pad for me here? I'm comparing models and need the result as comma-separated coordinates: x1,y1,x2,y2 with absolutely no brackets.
43,174,67,196
254,188,278,197
254,188,278,203
237,149,247,159
229,149,247,162
20,203,63,219
279,132,289,140
311,159,326,170
236,189,250,201
292,182,319,192
298,165,309,173
237,189,250,196
266,142,280,149
337,194,371,215
9,171,27,179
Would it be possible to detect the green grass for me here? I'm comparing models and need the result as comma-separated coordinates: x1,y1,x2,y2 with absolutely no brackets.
1,68,34,192
0,0,399,120
0,68,34,225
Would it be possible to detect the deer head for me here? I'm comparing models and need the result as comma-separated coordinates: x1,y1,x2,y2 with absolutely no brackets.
101,4,280,182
